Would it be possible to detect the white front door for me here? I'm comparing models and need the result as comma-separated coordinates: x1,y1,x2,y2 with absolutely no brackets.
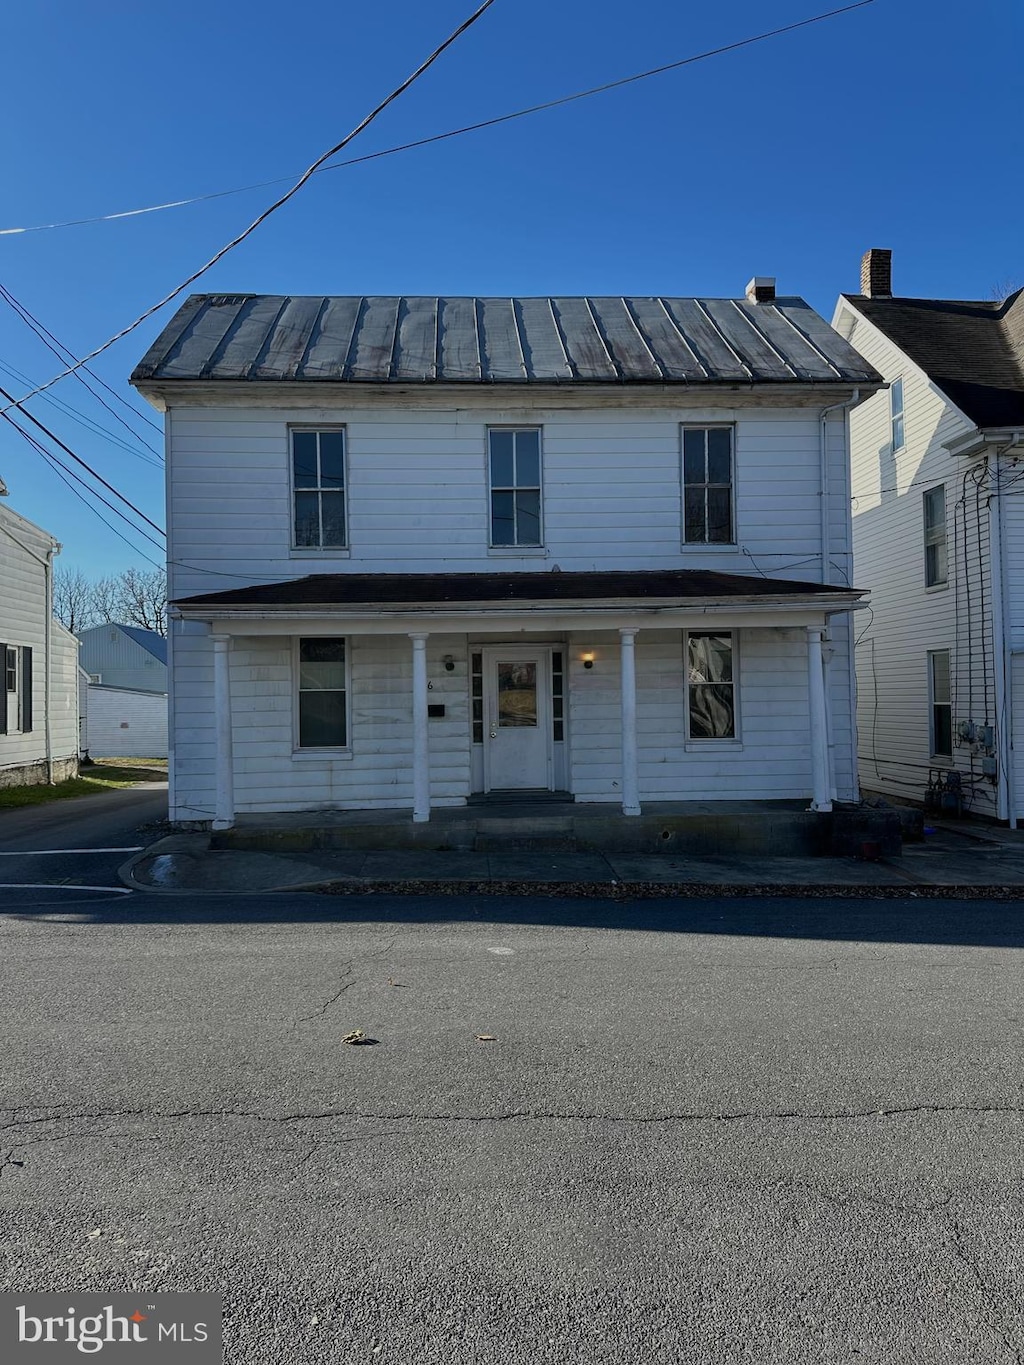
484,648,552,791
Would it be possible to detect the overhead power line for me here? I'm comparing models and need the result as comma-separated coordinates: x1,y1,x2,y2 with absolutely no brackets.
4,417,165,560
0,355,162,467
0,381,164,535
0,282,163,441
0,0,498,417
0,1,876,242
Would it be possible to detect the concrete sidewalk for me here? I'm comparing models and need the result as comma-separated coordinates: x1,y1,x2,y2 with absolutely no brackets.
122,820,1024,897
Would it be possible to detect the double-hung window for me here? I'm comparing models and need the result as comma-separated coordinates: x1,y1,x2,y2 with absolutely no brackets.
890,377,905,452
683,426,734,544
292,428,347,549
1,644,31,735
929,650,952,758
923,485,947,588
296,638,348,748
488,428,542,546
686,632,736,739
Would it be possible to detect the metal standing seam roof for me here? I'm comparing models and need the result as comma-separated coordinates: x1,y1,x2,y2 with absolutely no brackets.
131,294,881,388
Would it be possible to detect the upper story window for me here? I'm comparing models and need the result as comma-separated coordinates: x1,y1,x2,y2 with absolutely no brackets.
923,485,947,588
292,428,346,549
890,377,905,451
686,632,736,739
683,426,734,544
488,428,542,547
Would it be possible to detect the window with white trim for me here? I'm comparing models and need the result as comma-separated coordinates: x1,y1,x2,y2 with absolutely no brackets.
5,647,16,695
683,426,734,544
686,632,736,739
890,377,905,451
929,650,952,758
292,428,347,548
296,638,348,748
488,428,542,546
923,485,947,588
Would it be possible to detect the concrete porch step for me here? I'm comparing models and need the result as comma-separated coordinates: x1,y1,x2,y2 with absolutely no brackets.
212,801,902,858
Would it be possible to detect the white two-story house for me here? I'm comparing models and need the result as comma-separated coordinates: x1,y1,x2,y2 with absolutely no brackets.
0,493,80,787
130,284,881,830
834,250,1024,822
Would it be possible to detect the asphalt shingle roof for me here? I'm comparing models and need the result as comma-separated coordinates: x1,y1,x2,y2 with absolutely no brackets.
132,294,879,388
174,569,861,611
843,289,1024,429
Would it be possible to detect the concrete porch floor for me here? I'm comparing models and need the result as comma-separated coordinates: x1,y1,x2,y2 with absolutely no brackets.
212,799,841,857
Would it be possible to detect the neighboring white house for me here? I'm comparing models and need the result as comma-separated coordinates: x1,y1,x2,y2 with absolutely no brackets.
0,496,80,787
834,250,1024,821
130,286,882,830
77,623,168,692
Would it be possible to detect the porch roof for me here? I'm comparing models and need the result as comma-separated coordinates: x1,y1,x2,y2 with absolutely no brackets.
173,568,864,616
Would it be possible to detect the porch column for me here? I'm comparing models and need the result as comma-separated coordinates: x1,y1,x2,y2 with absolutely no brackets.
807,626,832,813
619,628,641,816
410,632,430,823
211,633,234,830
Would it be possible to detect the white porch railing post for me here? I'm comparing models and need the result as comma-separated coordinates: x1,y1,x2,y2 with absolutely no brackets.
807,625,832,813
410,632,431,822
211,633,234,830
619,628,641,816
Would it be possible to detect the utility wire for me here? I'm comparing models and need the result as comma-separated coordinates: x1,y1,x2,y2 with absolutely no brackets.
0,381,164,534
0,0,498,417
0,282,163,443
0,1,876,241
3,415,165,557
0,355,163,467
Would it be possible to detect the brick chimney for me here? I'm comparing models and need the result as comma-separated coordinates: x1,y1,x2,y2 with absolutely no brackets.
860,248,892,298
745,277,776,304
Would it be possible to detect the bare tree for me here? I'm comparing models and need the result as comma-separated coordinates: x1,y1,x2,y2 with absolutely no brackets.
54,565,168,636
53,567,101,633
988,277,1023,302
116,567,167,635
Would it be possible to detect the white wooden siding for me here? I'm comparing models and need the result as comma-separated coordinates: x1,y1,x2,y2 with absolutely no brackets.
844,310,999,815
167,404,846,597
171,625,853,819
165,396,859,820
0,507,79,778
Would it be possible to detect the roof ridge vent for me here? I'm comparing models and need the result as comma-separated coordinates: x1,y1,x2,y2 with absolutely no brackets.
745,277,776,304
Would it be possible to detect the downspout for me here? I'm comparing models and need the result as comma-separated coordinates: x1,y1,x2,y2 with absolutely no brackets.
820,390,860,800
43,544,54,784
991,438,1024,827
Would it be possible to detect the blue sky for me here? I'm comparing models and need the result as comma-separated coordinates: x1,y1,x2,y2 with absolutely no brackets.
1,0,1020,578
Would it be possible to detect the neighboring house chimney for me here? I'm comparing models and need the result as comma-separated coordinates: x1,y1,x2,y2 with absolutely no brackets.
860,248,893,298
745,277,776,304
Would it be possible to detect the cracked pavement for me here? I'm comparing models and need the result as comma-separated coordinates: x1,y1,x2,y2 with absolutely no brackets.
2,891,1024,1363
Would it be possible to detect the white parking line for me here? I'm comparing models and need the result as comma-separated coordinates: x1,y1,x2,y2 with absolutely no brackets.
0,884,133,894
0,848,143,855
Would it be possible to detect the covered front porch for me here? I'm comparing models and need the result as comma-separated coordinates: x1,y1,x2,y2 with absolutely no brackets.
170,569,865,830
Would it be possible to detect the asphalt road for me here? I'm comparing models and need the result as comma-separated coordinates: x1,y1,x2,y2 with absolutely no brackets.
1,794,1023,1362
0,783,168,899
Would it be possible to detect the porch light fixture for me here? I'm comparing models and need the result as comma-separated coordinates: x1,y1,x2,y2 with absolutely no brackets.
442,654,455,671
582,652,595,670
